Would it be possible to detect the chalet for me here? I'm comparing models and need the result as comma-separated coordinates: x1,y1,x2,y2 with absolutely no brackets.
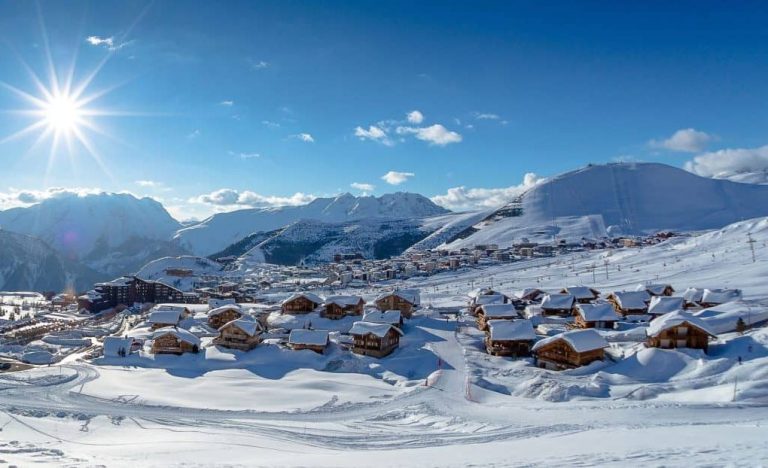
574,303,619,329
699,288,742,308
540,294,576,317
469,293,508,316
647,296,685,318
363,309,403,328
374,289,420,319
561,286,600,304
207,305,243,329
208,298,237,309
103,336,134,358
532,329,608,370
476,304,520,331
150,327,200,355
322,295,365,319
349,321,403,358
288,329,329,353
147,305,189,330
636,283,675,297
682,287,704,308
646,311,716,352
606,291,651,316
213,316,263,351
485,319,536,357
517,288,544,302
281,293,323,315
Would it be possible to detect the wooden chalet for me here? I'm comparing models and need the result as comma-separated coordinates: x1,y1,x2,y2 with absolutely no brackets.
349,321,403,358
485,319,536,357
281,293,323,315
517,288,544,302
374,289,420,319
573,303,620,329
322,295,365,319
636,283,675,297
532,329,608,370
476,304,519,331
363,309,404,328
469,293,508,316
147,305,189,330
647,296,685,318
699,288,742,308
540,293,576,317
150,327,200,355
207,305,243,329
213,317,262,351
560,286,600,304
682,287,705,308
606,291,651,316
288,329,329,353
646,311,716,352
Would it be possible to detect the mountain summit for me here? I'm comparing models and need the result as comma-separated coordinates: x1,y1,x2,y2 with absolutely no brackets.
175,192,449,256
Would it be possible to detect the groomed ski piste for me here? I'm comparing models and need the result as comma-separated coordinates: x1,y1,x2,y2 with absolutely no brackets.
2,218,768,466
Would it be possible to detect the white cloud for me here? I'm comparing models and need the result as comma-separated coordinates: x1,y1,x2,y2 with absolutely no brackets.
398,124,462,146
474,112,500,120
354,125,392,146
684,145,768,179
431,172,544,211
407,110,424,124
649,128,715,153
292,133,315,143
351,182,375,192
248,59,269,70
219,100,234,106
381,171,415,185
85,35,132,51
261,120,280,129
228,151,260,160
186,129,200,139
0,187,111,210
135,180,160,187
192,189,315,209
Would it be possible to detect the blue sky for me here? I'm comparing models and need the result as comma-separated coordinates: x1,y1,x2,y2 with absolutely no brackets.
1,1,768,220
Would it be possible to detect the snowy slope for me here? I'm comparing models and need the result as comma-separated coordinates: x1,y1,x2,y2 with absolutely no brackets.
174,192,449,256
0,230,100,291
0,193,182,261
446,162,768,248
135,256,224,292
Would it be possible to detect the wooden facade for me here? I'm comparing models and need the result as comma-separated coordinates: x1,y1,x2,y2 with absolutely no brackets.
207,308,242,329
289,341,327,354
213,322,261,351
647,322,711,352
351,328,401,358
573,314,617,329
485,337,532,357
150,333,199,355
282,296,321,314
322,300,364,320
534,340,604,370
375,295,416,319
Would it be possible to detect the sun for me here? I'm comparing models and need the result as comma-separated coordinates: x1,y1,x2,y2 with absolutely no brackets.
43,94,84,134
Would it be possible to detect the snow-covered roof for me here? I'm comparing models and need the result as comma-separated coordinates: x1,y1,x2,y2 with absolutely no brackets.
98,276,134,287
376,289,420,305
282,292,323,306
220,316,262,336
349,321,403,338
467,288,506,299
540,293,575,310
152,327,201,346
636,283,674,296
363,310,402,325
646,310,717,338
324,295,364,307
647,296,685,316
208,298,237,308
610,291,650,310
474,294,507,306
575,303,619,322
208,305,242,317
532,329,608,353
147,309,182,325
103,336,133,357
487,319,536,341
516,288,543,300
288,329,329,347
562,286,599,300
682,287,704,303
478,303,519,319
701,288,742,305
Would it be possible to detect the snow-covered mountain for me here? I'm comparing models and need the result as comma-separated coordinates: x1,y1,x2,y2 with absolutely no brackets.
175,192,449,256
0,193,185,279
0,230,100,291
445,162,768,249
